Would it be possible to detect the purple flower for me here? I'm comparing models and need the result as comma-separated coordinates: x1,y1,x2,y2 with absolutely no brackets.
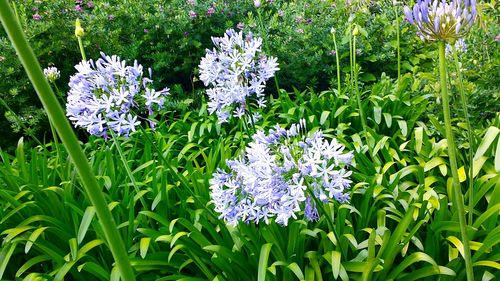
495,33,500,41
74,5,83,12
206,7,215,16
66,53,169,137
87,1,94,8
108,15,114,21
189,10,197,18
199,29,279,123
210,120,353,226
236,22,245,30
144,28,149,33
404,0,477,41
304,197,319,222
32,13,42,20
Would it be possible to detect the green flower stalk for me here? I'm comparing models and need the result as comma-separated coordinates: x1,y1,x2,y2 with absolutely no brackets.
438,40,474,280
0,2,135,280
394,2,401,80
450,44,476,224
75,18,87,61
404,1,477,280
331,28,341,95
352,25,367,132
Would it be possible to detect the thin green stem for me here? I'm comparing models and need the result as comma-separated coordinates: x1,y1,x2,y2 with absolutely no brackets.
452,51,475,225
348,23,354,89
395,4,401,81
77,37,87,61
108,130,149,211
0,3,135,280
353,35,367,132
332,31,341,95
438,41,474,281
48,118,65,177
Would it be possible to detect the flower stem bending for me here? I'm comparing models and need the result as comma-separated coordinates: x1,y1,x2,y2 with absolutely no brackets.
438,40,474,281
0,2,135,280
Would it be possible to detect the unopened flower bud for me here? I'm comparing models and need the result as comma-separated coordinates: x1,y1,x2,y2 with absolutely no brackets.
352,26,359,36
75,18,84,38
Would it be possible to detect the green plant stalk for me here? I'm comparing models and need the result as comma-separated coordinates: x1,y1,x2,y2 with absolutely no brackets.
438,41,474,281
452,51,475,224
48,82,68,177
348,23,354,88
77,37,87,61
453,49,476,225
353,35,367,132
332,31,341,94
48,117,65,179
0,3,136,280
394,4,401,80
108,130,149,214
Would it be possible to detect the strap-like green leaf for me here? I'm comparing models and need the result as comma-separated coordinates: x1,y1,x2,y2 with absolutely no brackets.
258,243,272,281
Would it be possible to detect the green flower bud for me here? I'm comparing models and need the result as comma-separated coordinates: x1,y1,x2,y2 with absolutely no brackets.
352,26,359,36
75,19,84,38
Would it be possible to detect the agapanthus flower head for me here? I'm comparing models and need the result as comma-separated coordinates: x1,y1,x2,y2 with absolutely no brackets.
199,29,279,123
43,66,60,83
404,0,476,42
66,52,169,138
210,120,354,226
445,38,467,56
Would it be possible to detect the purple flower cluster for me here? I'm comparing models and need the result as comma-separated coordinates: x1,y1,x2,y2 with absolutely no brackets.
199,29,279,123
66,53,169,138
404,0,476,41
210,120,354,226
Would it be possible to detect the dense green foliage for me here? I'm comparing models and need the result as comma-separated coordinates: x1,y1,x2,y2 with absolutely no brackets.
0,0,499,280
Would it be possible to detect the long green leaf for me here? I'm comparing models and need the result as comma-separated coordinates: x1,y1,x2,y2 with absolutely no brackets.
258,243,273,281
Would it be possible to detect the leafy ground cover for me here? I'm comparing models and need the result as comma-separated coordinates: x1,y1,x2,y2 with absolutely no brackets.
0,0,499,280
